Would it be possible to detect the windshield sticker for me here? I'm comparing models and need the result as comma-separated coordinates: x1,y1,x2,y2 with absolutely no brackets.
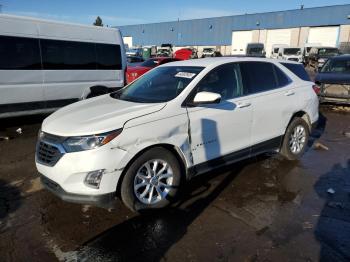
175,72,197,79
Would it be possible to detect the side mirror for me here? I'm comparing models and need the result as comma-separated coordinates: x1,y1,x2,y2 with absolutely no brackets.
192,91,221,105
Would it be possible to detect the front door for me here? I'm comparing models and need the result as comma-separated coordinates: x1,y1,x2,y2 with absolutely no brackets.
186,63,253,168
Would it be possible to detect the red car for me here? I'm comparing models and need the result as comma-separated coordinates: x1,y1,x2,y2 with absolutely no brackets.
126,57,181,84
173,48,198,60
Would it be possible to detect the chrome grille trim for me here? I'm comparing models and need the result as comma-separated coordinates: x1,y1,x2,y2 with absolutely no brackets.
36,133,66,167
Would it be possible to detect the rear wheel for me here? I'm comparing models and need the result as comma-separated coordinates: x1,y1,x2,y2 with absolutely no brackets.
121,147,182,212
280,117,309,161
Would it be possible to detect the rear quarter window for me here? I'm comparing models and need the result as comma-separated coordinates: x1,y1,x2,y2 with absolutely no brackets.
280,63,310,81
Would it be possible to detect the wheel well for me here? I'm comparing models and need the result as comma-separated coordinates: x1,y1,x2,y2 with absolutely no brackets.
86,86,109,98
288,111,312,132
116,144,188,198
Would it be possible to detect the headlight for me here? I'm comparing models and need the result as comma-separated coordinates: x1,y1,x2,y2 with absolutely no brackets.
63,129,122,152
318,58,325,63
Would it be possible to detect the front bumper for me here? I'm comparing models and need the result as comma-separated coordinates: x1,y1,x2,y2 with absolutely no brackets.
40,175,117,208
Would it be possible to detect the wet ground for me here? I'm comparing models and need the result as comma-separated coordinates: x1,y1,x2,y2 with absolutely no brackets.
0,106,349,262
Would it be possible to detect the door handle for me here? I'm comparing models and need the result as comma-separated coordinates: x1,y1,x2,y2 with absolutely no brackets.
237,102,251,108
285,91,295,96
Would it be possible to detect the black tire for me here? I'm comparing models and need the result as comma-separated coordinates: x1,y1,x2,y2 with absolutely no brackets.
280,117,310,161
121,147,182,212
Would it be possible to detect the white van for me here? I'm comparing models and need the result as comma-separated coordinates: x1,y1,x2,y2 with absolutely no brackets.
0,15,126,118
278,47,303,63
271,44,289,59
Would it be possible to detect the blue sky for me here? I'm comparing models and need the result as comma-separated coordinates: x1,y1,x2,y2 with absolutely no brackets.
2,0,350,26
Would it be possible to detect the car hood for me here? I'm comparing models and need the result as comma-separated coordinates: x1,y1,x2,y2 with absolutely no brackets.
42,95,166,137
315,73,350,85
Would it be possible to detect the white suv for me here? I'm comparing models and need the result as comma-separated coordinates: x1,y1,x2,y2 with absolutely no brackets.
36,57,319,212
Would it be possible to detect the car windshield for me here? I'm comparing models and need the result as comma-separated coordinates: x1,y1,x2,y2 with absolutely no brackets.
284,48,300,55
321,58,350,73
141,59,160,67
318,48,339,56
111,66,204,103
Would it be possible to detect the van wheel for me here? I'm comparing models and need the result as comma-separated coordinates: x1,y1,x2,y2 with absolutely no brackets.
280,117,309,161
121,147,182,212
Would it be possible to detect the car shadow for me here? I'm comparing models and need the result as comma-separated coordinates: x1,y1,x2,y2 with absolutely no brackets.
76,159,247,262
314,160,350,261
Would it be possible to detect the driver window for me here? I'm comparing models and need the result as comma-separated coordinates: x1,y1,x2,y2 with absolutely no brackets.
195,63,243,100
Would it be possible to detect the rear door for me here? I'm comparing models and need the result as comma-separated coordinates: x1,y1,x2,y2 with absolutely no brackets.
186,63,253,168
239,61,298,153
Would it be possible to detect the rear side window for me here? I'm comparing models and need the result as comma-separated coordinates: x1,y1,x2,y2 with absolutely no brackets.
281,63,310,81
96,43,122,70
240,62,277,94
0,35,41,70
274,66,291,87
41,39,96,70
41,39,121,70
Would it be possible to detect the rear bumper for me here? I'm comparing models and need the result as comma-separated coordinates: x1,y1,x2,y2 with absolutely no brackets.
40,175,117,209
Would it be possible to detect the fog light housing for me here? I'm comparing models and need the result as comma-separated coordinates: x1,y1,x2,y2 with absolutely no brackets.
84,170,105,189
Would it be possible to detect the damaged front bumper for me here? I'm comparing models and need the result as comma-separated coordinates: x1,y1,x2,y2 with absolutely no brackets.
40,175,117,209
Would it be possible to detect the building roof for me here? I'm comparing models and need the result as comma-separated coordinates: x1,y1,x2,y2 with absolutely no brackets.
117,4,350,46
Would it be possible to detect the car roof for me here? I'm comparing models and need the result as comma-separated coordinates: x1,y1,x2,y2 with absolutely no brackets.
159,57,300,68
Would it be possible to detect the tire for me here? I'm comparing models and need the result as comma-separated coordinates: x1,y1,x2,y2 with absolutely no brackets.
121,147,182,212
280,117,310,161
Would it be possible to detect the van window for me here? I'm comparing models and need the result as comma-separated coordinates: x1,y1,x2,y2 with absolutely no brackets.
96,43,122,70
41,39,122,70
0,35,41,70
281,63,310,81
195,63,243,100
240,62,277,94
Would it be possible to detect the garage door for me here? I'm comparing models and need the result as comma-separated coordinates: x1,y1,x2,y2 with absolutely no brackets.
265,29,292,57
123,36,133,49
308,27,339,47
231,31,253,55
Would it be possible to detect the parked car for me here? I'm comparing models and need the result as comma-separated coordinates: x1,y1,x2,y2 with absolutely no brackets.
174,48,198,60
202,48,215,57
278,47,302,62
0,14,127,118
302,43,321,65
308,47,339,70
156,44,173,57
36,57,319,212
127,56,144,66
126,57,180,83
126,47,143,57
246,43,265,57
315,55,350,104
201,48,222,58
271,44,289,59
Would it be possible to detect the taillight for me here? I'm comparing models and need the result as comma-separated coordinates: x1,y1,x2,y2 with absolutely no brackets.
312,84,320,95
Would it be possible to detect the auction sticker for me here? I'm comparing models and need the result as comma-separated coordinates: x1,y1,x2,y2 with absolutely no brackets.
175,72,197,79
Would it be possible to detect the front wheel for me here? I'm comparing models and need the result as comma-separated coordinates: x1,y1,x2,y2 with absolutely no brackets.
280,117,310,161
121,147,182,212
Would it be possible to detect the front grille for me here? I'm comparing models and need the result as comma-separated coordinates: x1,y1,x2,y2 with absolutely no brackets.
288,58,299,62
36,141,63,166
